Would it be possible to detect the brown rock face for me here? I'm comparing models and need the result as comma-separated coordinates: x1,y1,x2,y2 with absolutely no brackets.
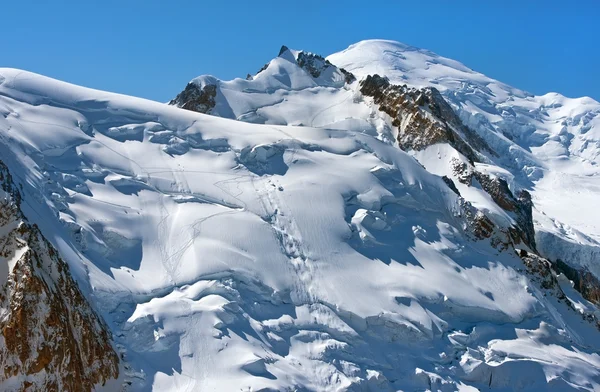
0,161,119,391
456,198,496,241
169,82,217,114
360,75,495,163
358,74,541,254
451,159,536,252
554,259,600,306
452,160,536,251
520,252,600,329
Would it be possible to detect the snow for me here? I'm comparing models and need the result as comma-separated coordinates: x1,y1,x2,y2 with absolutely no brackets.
184,49,395,144
1,37,600,391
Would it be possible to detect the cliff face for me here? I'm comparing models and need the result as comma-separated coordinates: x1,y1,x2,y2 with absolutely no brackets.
0,162,119,391
451,159,537,252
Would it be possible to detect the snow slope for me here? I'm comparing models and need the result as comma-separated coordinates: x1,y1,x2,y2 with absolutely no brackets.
1,45,600,391
170,47,396,144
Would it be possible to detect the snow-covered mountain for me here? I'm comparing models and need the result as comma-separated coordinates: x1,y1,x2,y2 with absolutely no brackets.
0,39,599,391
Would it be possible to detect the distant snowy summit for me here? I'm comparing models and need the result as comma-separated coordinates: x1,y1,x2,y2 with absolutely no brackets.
169,45,356,119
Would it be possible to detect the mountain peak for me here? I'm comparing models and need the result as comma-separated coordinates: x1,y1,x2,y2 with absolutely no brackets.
278,44,290,56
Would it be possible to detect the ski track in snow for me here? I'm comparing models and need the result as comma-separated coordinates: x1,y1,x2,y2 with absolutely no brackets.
260,177,314,305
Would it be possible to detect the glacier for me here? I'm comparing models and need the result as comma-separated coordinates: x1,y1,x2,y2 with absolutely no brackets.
0,39,599,391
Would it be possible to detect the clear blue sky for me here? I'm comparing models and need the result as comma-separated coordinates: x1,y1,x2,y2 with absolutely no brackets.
2,0,598,102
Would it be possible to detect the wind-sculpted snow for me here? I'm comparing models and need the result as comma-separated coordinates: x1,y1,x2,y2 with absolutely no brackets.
1,65,600,392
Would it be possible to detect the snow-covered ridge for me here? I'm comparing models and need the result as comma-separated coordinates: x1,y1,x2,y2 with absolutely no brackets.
1,37,600,391
169,45,370,133
175,38,600,297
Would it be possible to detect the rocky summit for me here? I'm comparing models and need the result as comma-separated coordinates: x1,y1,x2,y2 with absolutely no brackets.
1,39,600,391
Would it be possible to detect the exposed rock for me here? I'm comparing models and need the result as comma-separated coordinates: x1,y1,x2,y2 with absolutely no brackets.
521,252,562,292
277,45,355,83
278,45,290,57
360,74,495,163
519,252,600,329
451,158,536,252
0,161,119,391
459,199,496,241
169,82,217,114
441,175,460,196
358,73,537,253
295,51,333,79
340,68,356,84
554,259,600,305
255,62,270,76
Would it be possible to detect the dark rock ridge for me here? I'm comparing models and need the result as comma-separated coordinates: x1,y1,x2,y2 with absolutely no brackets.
554,259,600,305
295,50,355,83
340,68,357,85
169,82,217,114
451,158,536,252
359,74,495,163
0,161,119,391
441,175,460,196
254,61,270,77
519,251,599,329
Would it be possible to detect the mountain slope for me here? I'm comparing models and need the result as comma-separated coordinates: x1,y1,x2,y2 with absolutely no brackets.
173,39,600,299
0,39,599,391
327,40,600,277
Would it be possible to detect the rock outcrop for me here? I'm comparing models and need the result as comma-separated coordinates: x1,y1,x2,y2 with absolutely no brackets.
554,259,600,305
451,159,536,252
295,49,355,83
169,82,217,114
358,73,536,252
0,161,119,391
519,251,600,329
359,74,495,163
461,200,496,241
